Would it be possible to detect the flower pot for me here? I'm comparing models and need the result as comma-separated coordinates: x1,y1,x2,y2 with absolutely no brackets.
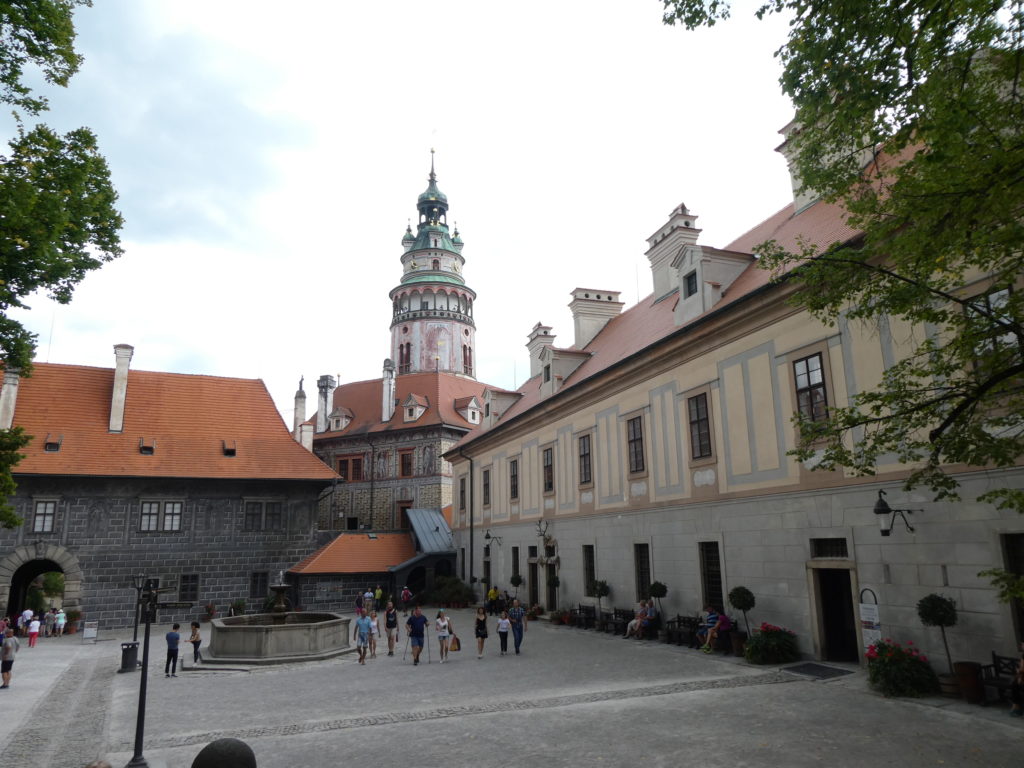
731,630,748,657
953,661,984,704
937,673,960,698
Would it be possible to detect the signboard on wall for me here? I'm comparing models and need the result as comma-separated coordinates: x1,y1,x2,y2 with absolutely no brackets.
859,602,881,651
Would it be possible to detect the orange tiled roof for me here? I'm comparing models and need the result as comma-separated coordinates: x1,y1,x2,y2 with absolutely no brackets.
10,362,337,481
453,196,861,446
289,533,417,574
314,371,492,439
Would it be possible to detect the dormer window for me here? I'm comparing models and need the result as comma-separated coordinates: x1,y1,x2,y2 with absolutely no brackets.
468,410,479,423
543,364,551,382
222,440,237,457
684,271,698,298
139,438,156,455
43,434,62,453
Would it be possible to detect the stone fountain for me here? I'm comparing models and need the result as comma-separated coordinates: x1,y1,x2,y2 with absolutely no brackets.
206,571,350,664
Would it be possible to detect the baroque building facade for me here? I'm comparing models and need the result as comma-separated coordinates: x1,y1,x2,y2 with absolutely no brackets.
445,143,1024,667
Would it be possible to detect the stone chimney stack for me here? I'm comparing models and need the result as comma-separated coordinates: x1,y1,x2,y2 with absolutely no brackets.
568,288,624,349
298,423,313,451
292,377,307,440
526,323,556,378
645,203,701,301
109,344,134,433
382,359,397,422
316,375,336,433
776,120,819,213
0,369,21,429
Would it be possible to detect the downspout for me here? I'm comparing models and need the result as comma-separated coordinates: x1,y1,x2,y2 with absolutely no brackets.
458,447,474,597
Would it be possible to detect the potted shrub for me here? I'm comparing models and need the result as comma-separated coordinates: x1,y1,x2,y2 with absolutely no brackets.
230,598,247,617
510,574,524,598
594,580,611,629
744,622,800,664
866,638,939,697
65,609,82,634
916,593,959,697
647,581,667,616
728,586,756,656
203,602,217,622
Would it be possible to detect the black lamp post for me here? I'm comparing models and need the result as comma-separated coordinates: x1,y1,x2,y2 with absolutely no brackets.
125,580,157,768
873,489,922,536
130,573,146,644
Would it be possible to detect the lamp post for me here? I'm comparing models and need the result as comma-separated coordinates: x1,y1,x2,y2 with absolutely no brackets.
873,489,922,536
125,580,156,768
130,573,146,644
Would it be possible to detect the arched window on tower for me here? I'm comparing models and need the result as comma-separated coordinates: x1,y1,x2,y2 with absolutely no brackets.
463,344,473,376
432,259,440,270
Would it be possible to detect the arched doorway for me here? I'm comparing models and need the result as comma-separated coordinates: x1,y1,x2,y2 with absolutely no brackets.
0,544,82,620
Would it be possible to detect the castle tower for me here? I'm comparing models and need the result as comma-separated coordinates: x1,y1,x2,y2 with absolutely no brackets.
389,152,477,377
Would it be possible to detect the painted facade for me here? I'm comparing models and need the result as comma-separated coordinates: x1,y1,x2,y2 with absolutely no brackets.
446,192,1024,667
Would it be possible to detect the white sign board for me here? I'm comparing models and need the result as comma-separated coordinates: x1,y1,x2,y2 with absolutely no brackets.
82,620,99,644
859,603,881,651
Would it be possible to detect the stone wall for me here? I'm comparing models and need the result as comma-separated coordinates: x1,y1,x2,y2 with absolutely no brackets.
294,572,394,613
1,476,330,628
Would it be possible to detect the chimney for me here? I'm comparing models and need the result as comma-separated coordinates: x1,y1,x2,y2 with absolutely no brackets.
568,288,623,349
0,368,21,429
526,323,556,378
298,423,314,451
109,344,134,433
645,203,701,301
382,359,396,422
292,377,307,440
316,375,336,433
776,119,820,212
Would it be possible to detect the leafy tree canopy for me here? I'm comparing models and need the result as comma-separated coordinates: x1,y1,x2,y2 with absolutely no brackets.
663,0,1024,512
0,0,123,527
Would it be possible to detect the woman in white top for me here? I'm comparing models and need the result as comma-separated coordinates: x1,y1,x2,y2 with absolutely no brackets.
368,611,380,659
435,609,453,663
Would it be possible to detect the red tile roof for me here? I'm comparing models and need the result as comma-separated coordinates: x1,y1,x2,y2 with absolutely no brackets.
9,363,337,481
453,195,861,447
315,371,491,438
290,533,417,574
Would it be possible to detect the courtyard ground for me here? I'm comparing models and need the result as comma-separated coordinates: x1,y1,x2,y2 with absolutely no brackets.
0,609,1020,767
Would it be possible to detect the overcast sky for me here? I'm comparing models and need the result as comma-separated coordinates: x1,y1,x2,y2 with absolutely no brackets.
8,0,795,425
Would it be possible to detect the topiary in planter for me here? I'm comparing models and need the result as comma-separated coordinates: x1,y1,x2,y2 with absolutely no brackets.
509,574,524,598
728,586,756,636
647,581,668,615
917,593,957,675
744,622,800,664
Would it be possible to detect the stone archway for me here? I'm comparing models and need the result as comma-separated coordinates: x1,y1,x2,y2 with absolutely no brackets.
0,543,82,618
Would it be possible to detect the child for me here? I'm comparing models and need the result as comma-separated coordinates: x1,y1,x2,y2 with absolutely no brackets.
496,610,511,656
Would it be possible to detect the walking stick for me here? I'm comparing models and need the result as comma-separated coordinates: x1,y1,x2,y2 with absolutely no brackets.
425,627,432,664
402,632,410,661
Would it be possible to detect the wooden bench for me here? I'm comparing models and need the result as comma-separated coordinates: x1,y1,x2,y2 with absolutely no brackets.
570,604,597,629
638,612,662,640
665,615,699,646
981,652,1020,702
609,607,634,636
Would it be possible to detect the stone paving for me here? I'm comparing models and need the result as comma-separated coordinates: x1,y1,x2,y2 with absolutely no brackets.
0,611,1021,767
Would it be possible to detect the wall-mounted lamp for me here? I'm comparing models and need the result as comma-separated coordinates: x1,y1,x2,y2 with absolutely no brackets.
484,529,502,546
873,489,921,536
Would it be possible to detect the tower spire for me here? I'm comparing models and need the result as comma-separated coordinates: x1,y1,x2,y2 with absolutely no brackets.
430,147,436,182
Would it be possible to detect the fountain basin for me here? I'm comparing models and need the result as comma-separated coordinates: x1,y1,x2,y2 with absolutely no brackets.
206,612,350,665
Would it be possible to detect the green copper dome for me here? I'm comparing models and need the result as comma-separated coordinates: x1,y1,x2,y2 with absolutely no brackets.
418,178,448,205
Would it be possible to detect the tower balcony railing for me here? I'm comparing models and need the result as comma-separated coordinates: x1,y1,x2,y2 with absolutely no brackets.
391,308,474,325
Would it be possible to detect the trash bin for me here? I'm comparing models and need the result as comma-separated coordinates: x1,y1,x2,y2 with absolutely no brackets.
954,661,984,704
118,641,139,673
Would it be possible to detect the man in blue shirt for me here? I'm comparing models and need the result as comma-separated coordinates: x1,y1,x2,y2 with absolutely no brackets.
405,606,428,665
353,611,373,665
507,599,527,655
165,623,181,677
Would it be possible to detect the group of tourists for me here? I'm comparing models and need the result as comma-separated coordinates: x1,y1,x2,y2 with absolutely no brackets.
623,600,659,640
484,585,514,616
352,599,530,666
0,607,68,645
353,584,386,615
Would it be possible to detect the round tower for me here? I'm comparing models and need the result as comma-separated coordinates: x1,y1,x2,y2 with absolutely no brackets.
389,151,477,377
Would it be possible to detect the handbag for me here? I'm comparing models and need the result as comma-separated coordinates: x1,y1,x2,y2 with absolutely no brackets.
449,634,461,652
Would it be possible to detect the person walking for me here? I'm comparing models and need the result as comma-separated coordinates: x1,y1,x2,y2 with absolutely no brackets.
1,627,19,688
405,606,428,665
368,610,380,659
384,601,399,657
353,611,373,665
19,607,32,637
508,599,527,655
189,621,203,665
55,609,66,638
44,609,55,638
400,586,413,616
363,587,375,613
165,623,181,677
435,609,453,663
374,584,383,612
27,615,40,647
486,585,499,616
474,607,488,658
497,610,511,655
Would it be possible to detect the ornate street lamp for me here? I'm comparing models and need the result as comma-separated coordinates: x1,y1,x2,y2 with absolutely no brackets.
873,489,921,536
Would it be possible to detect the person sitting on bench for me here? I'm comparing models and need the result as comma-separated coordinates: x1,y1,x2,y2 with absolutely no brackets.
700,608,731,653
624,601,649,638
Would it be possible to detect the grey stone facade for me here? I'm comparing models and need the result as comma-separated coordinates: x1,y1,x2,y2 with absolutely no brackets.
1,475,332,628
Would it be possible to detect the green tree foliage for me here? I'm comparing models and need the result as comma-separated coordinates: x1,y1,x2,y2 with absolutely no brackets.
0,1,122,527
41,570,64,597
663,1,1024,512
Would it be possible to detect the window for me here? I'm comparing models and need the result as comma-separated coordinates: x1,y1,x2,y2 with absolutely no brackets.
1001,533,1024,643
627,416,645,473
688,393,712,459
32,501,56,533
249,571,268,599
811,537,849,558
511,546,520,576
179,574,199,603
583,544,596,596
542,447,554,493
459,477,466,511
684,271,698,298
337,456,363,482
699,541,724,611
543,364,551,382
578,434,592,486
346,516,359,530
399,450,414,478
432,259,440,269
140,501,182,532
528,545,538,558
244,501,283,531
794,353,828,422
634,543,651,601
482,469,491,507
509,459,519,500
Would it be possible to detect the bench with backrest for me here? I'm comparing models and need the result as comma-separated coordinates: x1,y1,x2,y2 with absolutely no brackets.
639,610,662,640
610,607,634,636
572,604,597,629
665,615,700,646
981,652,1019,702
693,613,735,651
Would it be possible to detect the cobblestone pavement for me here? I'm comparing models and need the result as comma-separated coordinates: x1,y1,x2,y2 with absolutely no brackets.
4,614,1021,768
